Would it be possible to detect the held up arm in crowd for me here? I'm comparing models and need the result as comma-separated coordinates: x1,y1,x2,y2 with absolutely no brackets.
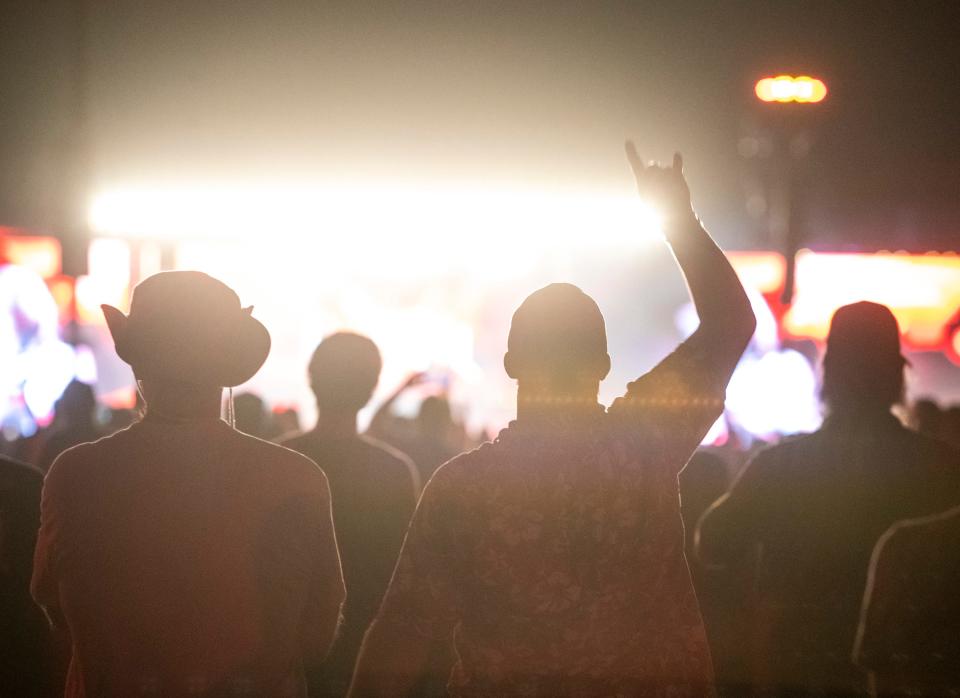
625,143,756,376
367,371,427,438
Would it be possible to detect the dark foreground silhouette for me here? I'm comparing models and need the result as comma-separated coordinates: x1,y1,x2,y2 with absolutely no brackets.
698,301,960,695
32,272,345,697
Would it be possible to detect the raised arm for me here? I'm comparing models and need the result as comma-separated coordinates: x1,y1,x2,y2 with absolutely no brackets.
367,372,426,439
626,143,756,375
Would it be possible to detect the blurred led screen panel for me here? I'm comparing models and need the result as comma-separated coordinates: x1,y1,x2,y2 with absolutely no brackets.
784,251,960,352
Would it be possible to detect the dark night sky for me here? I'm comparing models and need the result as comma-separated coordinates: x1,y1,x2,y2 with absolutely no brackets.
2,0,959,250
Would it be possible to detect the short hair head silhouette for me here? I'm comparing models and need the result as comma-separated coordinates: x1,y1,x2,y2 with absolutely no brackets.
417,394,453,431
504,283,611,399
55,380,97,423
309,332,382,413
821,300,906,413
101,271,270,389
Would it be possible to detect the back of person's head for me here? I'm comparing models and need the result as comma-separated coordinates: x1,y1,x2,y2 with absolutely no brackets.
101,271,270,390
821,301,905,413
912,398,943,437
233,392,268,437
55,380,97,424
417,395,453,432
308,332,382,413
504,283,611,392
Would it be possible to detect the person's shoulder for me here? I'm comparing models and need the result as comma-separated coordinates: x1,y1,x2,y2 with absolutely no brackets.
731,431,819,486
0,455,43,493
274,429,308,450
887,502,960,547
420,441,492,492
356,433,420,477
910,429,960,466
867,504,960,593
357,433,406,459
45,426,128,473
41,432,124,498
235,429,327,481
752,430,817,463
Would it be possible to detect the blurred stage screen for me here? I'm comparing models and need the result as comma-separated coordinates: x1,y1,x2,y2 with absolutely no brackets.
4,194,960,442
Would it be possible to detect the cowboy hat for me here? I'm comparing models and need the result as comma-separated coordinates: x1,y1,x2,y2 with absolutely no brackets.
102,271,270,388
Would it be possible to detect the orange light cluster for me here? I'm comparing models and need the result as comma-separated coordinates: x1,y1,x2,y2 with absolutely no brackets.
755,75,828,103
782,251,960,357
0,232,62,278
722,250,960,364
728,251,787,294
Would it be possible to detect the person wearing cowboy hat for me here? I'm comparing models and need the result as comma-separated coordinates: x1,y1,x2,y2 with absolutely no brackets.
32,271,345,698
698,301,960,695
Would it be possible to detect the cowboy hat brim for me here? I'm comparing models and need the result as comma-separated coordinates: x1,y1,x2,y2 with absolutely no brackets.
102,303,271,388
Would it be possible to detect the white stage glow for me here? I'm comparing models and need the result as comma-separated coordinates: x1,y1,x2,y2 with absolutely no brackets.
84,182,667,433
89,182,664,253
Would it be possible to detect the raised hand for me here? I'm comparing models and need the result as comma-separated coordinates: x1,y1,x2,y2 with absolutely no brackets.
403,371,428,389
625,141,696,229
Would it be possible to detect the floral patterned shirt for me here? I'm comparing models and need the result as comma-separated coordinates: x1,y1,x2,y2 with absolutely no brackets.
375,336,726,696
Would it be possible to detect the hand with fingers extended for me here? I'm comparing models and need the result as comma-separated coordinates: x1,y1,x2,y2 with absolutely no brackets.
624,141,697,234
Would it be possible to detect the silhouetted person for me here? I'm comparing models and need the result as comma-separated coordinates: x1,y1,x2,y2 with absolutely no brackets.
272,406,302,440
349,146,756,697
32,271,345,697
1,455,58,697
233,392,270,439
279,332,419,696
943,405,960,451
680,451,751,695
911,398,943,441
369,373,466,483
698,301,960,696
411,396,466,479
38,381,101,471
369,374,466,484
855,500,960,697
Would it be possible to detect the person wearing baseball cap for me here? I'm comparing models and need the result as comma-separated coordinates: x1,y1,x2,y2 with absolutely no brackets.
32,271,345,698
699,301,960,695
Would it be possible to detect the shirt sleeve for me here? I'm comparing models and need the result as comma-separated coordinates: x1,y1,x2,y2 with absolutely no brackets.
373,464,462,641
608,331,728,470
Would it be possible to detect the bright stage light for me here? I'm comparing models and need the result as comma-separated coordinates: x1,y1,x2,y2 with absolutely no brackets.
86,181,668,431
755,75,827,104
88,182,665,258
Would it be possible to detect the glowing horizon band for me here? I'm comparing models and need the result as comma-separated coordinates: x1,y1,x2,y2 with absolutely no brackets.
88,183,665,249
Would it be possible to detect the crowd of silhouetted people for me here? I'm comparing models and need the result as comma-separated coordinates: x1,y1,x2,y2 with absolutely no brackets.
3,147,960,697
